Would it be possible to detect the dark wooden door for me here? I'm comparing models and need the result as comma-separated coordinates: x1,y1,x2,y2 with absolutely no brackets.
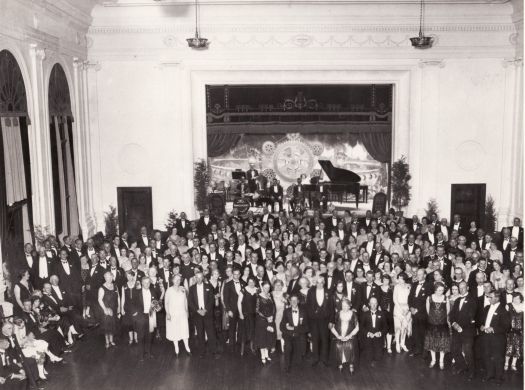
117,187,153,241
450,184,486,227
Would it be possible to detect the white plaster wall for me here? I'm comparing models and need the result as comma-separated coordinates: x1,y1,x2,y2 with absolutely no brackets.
81,0,523,229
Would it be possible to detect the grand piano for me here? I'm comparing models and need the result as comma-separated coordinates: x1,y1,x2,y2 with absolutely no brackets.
302,160,368,209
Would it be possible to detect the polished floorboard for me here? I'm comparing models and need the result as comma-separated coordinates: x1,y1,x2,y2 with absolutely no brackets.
8,331,524,390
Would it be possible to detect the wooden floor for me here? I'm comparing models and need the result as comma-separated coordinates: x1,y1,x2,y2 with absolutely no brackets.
10,331,524,390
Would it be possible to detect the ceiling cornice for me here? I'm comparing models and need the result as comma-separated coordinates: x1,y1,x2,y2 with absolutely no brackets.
101,0,510,5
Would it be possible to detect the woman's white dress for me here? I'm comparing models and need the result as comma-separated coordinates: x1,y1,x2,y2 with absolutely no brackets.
393,283,412,334
165,286,189,342
272,291,286,340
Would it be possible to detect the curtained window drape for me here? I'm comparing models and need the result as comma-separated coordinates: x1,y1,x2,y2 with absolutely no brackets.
207,133,242,158
1,117,27,205
359,131,392,163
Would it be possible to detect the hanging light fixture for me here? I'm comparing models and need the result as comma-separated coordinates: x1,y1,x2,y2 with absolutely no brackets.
186,0,209,49
410,0,433,49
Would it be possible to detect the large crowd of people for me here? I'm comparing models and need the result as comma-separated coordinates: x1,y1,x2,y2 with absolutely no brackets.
1,205,524,389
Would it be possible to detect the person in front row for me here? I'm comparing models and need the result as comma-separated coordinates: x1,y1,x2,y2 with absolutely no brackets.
330,298,359,374
131,277,159,361
360,297,387,366
280,295,308,373
479,290,511,384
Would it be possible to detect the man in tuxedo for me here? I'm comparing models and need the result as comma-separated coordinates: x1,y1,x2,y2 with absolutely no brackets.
223,269,243,348
175,212,191,238
0,322,42,390
69,238,84,269
504,217,524,249
479,290,511,384
342,270,361,311
323,261,342,293
188,271,218,358
360,297,387,365
137,226,150,252
131,277,158,360
360,271,379,313
325,210,339,231
197,209,215,237
503,237,520,268
451,214,465,236
408,268,430,356
34,247,53,289
290,177,304,212
305,277,332,366
281,295,308,373
360,233,376,256
269,178,283,213
358,210,374,231
53,249,82,310
404,234,420,255
287,265,301,296
45,278,84,340
0,338,27,385
449,281,477,379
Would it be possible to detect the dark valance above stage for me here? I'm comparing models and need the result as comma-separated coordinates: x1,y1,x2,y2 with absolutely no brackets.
207,121,391,135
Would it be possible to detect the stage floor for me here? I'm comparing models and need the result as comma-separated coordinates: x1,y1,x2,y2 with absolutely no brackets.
17,332,523,390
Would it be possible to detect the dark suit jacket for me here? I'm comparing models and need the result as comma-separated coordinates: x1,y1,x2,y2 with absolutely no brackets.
403,243,420,254
360,309,387,336
322,271,343,293
223,280,241,314
305,287,333,320
129,286,158,316
479,304,511,348
175,219,191,238
53,260,82,295
360,283,380,308
280,306,308,338
188,282,215,316
408,281,431,317
449,295,477,336
287,278,301,297
197,216,216,237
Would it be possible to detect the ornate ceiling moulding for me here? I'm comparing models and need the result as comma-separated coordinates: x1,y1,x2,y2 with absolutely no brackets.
101,0,510,5
88,23,516,35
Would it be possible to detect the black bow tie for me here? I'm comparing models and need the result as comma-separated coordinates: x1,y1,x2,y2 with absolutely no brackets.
61,260,68,264
293,310,298,314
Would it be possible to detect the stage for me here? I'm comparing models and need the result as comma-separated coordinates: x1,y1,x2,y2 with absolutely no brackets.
17,332,523,390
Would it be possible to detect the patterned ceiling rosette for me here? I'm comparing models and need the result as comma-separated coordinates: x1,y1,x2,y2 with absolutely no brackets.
262,141,275,156
310,141,324,156
273,139,315,181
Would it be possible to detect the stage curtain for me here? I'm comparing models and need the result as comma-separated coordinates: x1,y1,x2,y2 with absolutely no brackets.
1,117,27,205
207,133,241,158
360,131,392,163
53,116,68,236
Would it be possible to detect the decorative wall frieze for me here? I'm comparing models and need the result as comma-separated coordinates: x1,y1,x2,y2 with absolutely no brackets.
88,22,516,35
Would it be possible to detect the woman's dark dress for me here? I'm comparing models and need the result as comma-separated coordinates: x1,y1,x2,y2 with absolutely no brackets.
209,279,223,333
101,285,119,334
378,286,394,334
254,294,276,349
240,288,257,342
14,282,32,316
122,283,136,331
424,296,450,352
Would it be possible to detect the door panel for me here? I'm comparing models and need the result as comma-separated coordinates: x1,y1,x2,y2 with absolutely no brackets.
450,184,486,227
117,187,153,241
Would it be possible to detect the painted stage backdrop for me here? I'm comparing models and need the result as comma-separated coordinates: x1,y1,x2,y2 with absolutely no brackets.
208,132,388,197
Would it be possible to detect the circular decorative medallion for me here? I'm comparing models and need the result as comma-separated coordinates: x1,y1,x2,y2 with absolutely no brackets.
311,142,324,156
273,140,314,181
262,141,275,155
262,168,276,180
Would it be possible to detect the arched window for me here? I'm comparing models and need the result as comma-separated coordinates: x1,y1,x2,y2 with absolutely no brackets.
48,64,79,237
0,50,33,276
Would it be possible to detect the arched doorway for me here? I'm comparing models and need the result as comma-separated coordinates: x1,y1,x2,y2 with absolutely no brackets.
48,64,79,238
0,50,33,275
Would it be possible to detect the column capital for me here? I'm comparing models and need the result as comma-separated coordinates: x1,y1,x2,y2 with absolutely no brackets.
83,61,101,72
29,43,46,62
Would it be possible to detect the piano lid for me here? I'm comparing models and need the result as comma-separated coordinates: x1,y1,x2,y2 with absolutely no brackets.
318,160,361,183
